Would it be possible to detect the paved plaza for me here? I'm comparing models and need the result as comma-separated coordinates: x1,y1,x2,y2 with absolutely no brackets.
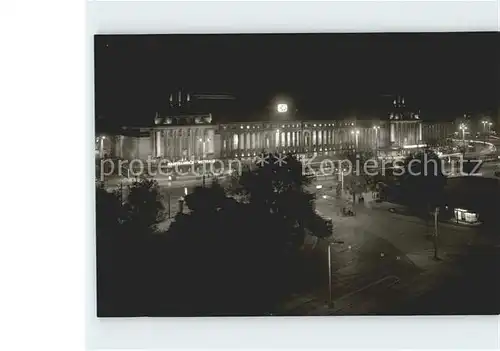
282,182,498,315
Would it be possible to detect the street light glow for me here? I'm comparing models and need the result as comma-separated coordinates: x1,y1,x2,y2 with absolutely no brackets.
276,103,288,113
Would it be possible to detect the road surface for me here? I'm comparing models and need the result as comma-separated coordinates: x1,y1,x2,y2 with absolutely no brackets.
282,189,499,315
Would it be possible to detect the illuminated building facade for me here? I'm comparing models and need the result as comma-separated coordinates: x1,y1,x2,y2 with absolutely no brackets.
217,120,389,158
388,95,423,148
96,94,455,160
98,117,391,161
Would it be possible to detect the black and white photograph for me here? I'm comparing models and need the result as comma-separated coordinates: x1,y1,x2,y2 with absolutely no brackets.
94,32,499,317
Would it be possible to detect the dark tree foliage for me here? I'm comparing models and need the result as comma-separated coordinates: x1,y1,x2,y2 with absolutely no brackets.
96,154,333,316
96,178,165,316
164,184,285,315
341,151,378,202
122,178,166,233
162,153,331,315
95,183,123,235
399,149,447,216
231,153,331,242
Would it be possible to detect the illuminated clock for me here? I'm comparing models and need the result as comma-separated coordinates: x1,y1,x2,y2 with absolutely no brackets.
277,103,288,113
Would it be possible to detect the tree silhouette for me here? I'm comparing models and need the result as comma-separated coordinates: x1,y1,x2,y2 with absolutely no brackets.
231,153,331,244
342,151,377,203
96,156,334,316
95,182,123,235
160,153,332,315
122,177,166,233
400,149,447,219
96,178,166,316
165,181,287,315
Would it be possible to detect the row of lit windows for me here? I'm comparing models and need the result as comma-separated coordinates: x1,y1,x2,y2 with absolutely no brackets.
222,121,361,130
223,146,357,159
227,132,370,151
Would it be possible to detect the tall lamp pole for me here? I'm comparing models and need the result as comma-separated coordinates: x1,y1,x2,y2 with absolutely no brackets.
459,123,467,156
199,137,209,187
433,207,440,260
481,121,488,143
167,179,172,218
328,243,333,308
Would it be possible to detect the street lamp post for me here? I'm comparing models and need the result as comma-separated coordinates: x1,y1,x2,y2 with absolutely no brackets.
199,137,210,187
481,120,488,143
459,123,467,155
433,207,440,260
328,243,333,308
167,180,172,218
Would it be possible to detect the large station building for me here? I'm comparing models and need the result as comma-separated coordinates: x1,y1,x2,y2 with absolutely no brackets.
96,93,456,161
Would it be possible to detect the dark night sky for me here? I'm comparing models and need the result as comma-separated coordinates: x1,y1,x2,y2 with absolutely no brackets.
94,33,499,125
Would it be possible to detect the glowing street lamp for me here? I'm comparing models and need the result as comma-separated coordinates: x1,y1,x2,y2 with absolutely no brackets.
482,120,488,132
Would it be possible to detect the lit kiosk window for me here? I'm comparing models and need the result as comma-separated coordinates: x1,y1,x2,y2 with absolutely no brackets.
454,208,479,224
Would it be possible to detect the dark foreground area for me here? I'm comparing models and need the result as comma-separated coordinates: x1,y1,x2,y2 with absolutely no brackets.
388,244,500,315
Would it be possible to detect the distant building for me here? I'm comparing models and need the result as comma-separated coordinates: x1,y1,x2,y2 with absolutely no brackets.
96,95,457,161
387,95,423,149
